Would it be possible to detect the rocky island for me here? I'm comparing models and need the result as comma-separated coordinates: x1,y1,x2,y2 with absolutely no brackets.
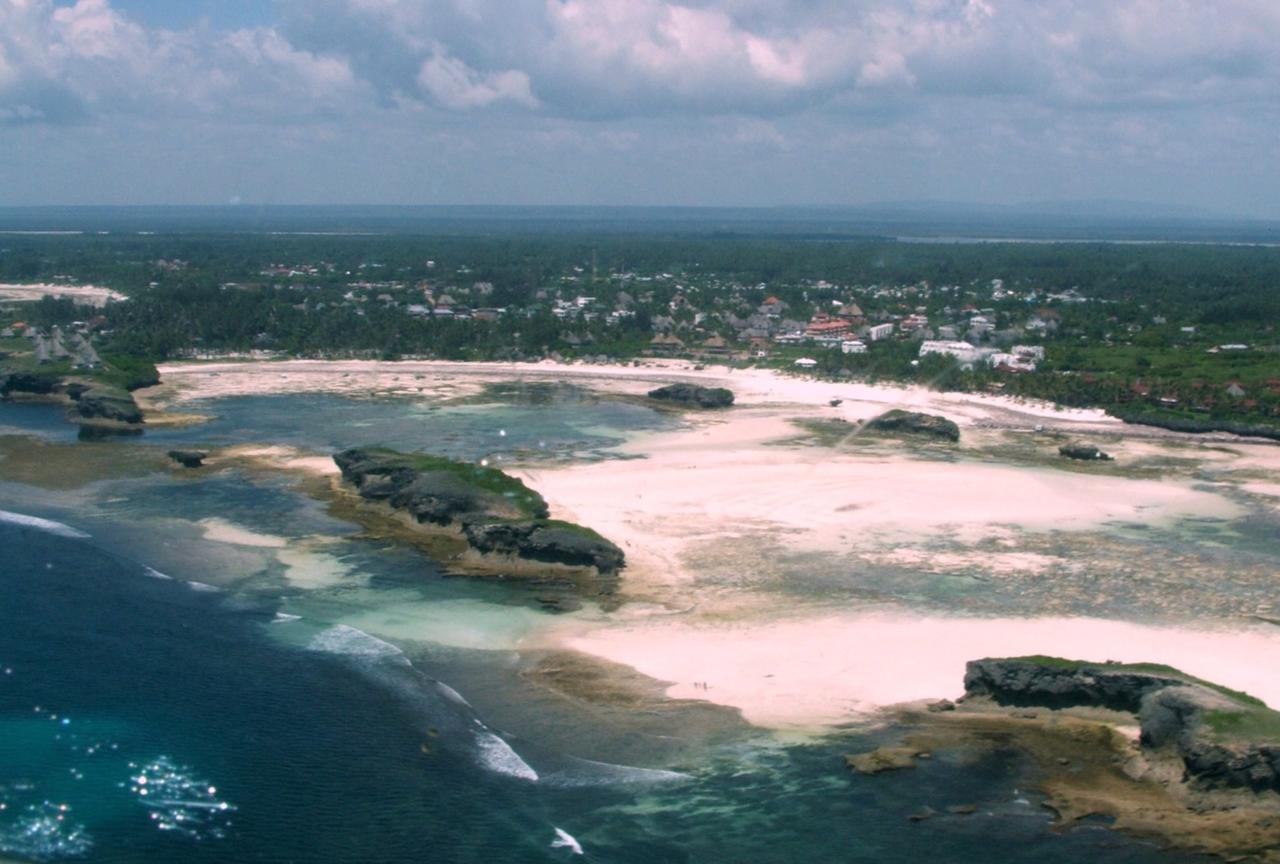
333,448,626,590
848,656,1280,859
860,409,960,442
646,383,735,409
2,371,145,432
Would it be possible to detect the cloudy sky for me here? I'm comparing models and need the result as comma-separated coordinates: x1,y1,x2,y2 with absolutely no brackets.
1,0,1278,215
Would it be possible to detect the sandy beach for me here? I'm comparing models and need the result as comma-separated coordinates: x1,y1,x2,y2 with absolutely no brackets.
152,357,1280,729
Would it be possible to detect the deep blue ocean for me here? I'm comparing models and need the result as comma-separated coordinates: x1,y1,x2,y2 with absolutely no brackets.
0,390,1213,862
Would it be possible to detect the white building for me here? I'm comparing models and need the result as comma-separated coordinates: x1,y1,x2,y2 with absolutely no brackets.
866,323,894,341
919,340,981,365
968,315,994,334
841,340,867,354
989,352,1037,372
794,357,818,369
1011,345,1045,360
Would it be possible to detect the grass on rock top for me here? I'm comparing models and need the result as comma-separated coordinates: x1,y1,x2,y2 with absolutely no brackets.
370,449,550,519
1006,656,1268,708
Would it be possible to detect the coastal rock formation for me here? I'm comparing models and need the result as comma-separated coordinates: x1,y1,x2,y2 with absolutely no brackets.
964,657,1280,794
964,657,1181,713
861,409,960,442
0,371,60,396
167,450,208,468
464,522,625,574
70,386,144,426
1059,443,1113,461
647,383,735,409
334,448,547,522
333,447,625,579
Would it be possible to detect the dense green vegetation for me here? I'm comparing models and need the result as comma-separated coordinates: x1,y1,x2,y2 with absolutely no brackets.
2,229,1278,429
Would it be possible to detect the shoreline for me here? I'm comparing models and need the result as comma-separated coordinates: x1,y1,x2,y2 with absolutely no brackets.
142,356,1280,730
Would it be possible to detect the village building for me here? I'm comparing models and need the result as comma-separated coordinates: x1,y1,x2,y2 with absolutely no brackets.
919,340,983,365
647,333,685,357
865,322,894,341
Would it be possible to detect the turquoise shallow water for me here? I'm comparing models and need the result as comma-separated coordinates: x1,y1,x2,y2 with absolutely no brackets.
0,388,1220,862
0,521,1211,864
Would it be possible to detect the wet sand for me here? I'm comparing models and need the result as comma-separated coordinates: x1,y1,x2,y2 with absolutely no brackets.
151,357,1280,730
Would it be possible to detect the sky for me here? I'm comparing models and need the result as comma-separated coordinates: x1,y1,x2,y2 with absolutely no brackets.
1,0,1278,216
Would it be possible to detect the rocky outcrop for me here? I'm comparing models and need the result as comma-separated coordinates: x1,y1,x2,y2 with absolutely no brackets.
70,386,143,426
333,447,625,578
0,371,60,396
1059,443,1113,461
964,658,1181,713
647,383,735,409
862,409,960,442
1140,686,1280,794
334,448,546,524
167,450,208,468
844,747,919,774
464,522,625,575
964,657,1280,795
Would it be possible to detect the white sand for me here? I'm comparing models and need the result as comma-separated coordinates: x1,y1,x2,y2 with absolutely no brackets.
0,283,125,307
214,444,340,477
198,517,288,549
519,408,1240,596
159,357,1280,730
150,357,1113,424
566,613,1280,728
277,546,358,590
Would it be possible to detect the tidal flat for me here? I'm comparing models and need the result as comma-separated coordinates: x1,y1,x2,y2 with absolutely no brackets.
2,359,1278,861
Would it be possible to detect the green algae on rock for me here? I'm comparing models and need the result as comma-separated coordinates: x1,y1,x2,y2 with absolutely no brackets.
333,447,625,579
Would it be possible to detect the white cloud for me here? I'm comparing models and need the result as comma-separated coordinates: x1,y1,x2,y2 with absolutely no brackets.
1,0,1279,213
417,50,537,109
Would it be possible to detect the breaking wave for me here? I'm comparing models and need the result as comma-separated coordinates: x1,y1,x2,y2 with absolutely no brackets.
307,624,411,667
476,732,539,782
0,509,90,539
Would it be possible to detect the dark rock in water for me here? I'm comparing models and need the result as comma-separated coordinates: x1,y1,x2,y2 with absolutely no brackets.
333,447,625,578
844,747,918,774
0,371,60,396
464,522,625,576
1059,443,1113,461
70,386,143,426
535,595,584,613
647,383,735,409
907,807,936,822
167,450,208,468
334,447,546,524
862,409,960,442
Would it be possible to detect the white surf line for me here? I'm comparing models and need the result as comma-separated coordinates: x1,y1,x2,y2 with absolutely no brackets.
0,509,91,539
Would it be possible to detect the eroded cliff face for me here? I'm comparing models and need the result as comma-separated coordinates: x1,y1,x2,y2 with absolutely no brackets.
964,657,1280,794
333,447,626,580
